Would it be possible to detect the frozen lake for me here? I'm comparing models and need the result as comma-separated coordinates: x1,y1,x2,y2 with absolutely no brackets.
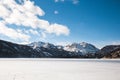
0,59,120,80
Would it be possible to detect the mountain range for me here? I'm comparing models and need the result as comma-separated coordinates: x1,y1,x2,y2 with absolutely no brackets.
0,39,120,58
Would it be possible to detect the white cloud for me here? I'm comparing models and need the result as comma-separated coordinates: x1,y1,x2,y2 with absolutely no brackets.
41,32,47,39
72,0,79,4
54,10,59,14
54,0,65,3
54,0,59,3
24,29,39,35
29,29,39,35
2,0,45,28
47,23,69,36
0,22,30,42
54,0,79,4
0,0,70,43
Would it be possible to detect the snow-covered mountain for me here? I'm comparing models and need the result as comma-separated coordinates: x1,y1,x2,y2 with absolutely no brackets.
29,41,99,55
29,42,56,49
1,39,119,58
64,42,99,55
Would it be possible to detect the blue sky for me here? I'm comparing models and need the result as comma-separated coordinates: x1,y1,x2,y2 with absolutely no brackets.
0,0,120,48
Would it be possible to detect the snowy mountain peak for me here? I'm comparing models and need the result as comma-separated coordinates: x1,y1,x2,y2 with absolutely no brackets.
64,42,99,54
29,41,45,49
29,41,99,55
80,42,88,47
29,41,56,49
70,42,89,48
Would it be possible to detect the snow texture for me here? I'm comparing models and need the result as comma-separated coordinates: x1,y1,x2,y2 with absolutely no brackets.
0,59,120,80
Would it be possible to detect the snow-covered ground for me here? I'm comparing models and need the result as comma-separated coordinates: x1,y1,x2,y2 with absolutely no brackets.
0,59,120,80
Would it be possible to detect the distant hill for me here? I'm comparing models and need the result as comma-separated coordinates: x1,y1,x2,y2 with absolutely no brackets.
96,45,120,58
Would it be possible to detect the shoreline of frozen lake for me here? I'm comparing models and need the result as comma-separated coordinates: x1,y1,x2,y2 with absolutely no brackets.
0,59,120,80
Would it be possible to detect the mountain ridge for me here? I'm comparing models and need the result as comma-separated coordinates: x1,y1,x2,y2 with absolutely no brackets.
0,39,120,58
